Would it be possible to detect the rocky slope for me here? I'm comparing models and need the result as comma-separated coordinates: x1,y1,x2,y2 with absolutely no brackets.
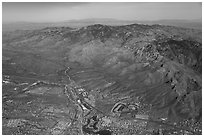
2,23,202,134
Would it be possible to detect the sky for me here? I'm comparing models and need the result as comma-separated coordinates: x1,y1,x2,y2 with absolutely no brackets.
2,2,202,23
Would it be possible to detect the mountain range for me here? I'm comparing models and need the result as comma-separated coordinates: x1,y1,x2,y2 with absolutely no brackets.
3,18,202,32
2,22,202,135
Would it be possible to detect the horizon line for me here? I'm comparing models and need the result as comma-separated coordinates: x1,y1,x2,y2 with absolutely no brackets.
3,18,202,24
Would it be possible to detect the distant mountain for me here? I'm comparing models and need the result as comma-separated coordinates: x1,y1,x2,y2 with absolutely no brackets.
2,18,132,32
138,19,202,30
2,18,201,32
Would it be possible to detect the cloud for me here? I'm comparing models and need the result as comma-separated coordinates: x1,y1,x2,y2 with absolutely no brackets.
2,2,202,23
3,2,89,10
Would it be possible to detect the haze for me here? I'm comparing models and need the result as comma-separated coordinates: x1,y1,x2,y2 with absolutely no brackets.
3,2,202,23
